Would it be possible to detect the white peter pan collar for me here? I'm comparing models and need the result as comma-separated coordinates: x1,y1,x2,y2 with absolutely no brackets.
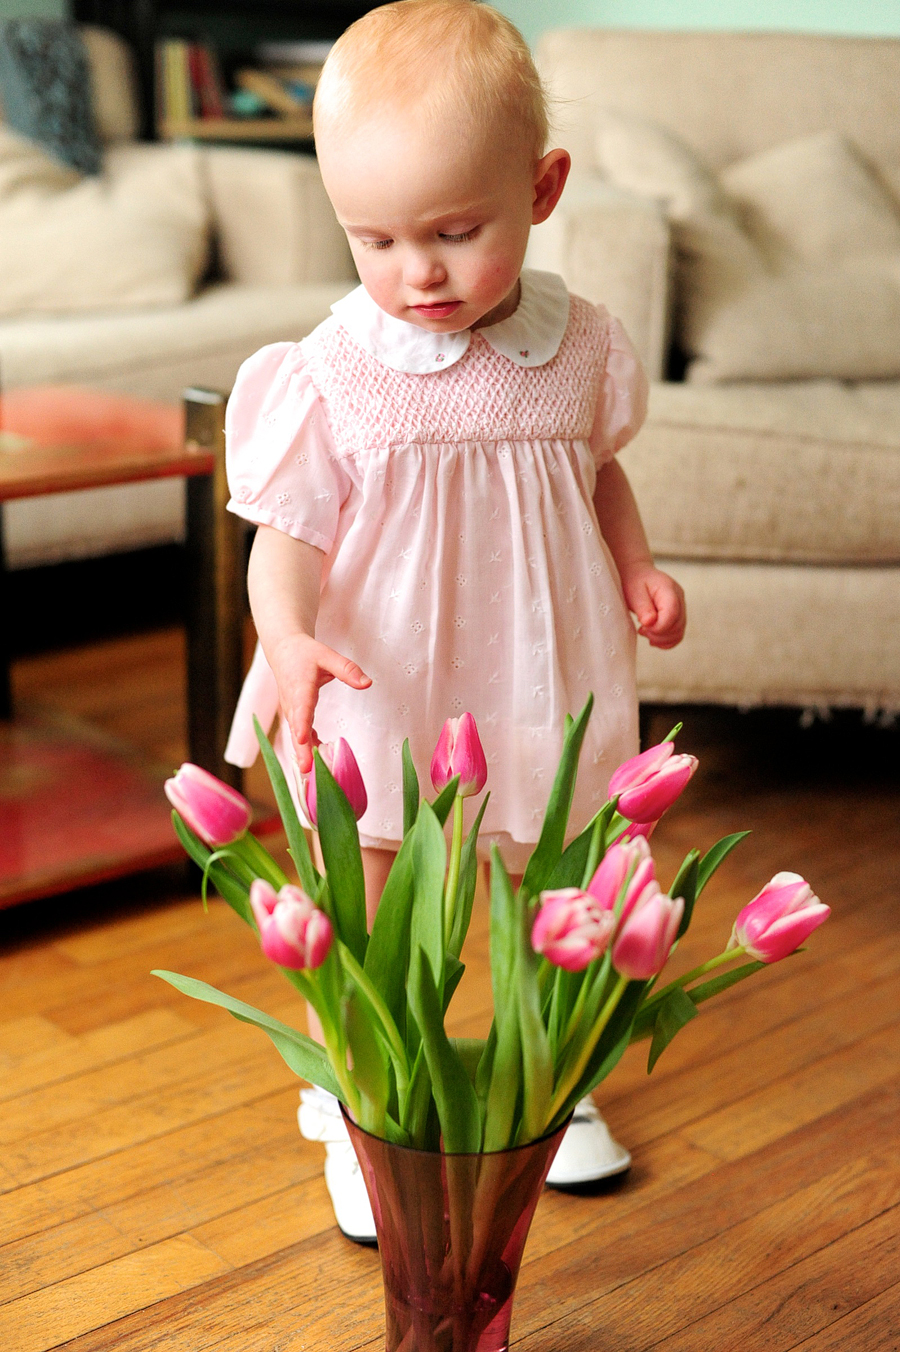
328,269,570,375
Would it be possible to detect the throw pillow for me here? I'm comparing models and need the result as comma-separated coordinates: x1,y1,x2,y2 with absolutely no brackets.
0,131,210,317
0,20,101,174
722,131,900,266
594,112,900,382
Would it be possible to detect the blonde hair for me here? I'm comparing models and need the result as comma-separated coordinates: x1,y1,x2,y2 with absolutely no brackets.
314,0,549,162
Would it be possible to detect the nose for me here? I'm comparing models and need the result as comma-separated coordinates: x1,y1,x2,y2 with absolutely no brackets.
402,247,447,291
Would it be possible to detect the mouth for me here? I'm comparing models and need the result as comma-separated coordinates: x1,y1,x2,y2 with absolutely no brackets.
410,301,462,319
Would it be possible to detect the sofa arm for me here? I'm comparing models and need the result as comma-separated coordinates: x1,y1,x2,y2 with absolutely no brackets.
203,147,356,287
526,173,671,379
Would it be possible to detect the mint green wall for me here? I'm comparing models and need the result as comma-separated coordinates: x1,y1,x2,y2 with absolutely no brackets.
497,1,900,48
0,0,66,16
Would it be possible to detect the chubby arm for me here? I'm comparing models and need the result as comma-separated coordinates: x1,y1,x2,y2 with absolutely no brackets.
592,458,686,650
247,525,371,772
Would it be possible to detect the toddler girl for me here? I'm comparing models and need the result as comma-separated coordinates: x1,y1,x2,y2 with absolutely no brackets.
224,0,686,1240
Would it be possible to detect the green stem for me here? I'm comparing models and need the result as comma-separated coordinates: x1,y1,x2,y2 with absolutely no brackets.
235,830,290,888
641,946,746,1014
547,972,628,1123
444,796,465,947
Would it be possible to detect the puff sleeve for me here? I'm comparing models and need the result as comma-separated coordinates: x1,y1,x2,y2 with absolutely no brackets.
226,342,351,554
589,313,649,468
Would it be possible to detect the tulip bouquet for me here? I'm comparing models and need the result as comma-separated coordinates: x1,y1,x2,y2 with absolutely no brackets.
155,696,828,1155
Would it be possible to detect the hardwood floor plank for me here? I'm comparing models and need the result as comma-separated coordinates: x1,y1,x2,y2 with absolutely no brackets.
785,1282,900,1352
643,1206,899,1351
0,1091,300,1246
2,1054,299,1188
0,1009,196,1102
682,1022,900,1160
609,977,899,1149
0,1138,318,1304
0,1235,232,1352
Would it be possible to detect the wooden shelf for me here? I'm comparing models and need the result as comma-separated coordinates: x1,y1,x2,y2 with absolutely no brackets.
161,115,313,141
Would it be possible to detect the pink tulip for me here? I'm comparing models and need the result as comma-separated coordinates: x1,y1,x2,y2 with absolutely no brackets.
164,762,252,847
586,837,655,921
608,742,698,823
621,819,657,843
612,883,684,980
728,872,829,964
430,712,488,798
304,738,368,826
532,888,617,971
249,880,333,970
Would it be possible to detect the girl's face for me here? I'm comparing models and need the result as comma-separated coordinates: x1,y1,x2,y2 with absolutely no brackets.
318,112,569,333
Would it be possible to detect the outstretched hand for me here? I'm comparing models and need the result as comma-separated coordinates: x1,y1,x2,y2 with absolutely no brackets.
268,631,371,774
622,565,686,650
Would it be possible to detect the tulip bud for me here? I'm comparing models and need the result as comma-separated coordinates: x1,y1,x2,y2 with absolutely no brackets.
304,738,368,826
430,712,488,798
586,837,655,920
164,763,252,847
611,883,683,980
609,742,698,823
728,872,829,964
249,879,333,970
532,888,617,972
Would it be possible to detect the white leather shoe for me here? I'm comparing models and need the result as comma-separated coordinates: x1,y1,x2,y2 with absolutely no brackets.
546,1096,631,1187
298,1087,377,1243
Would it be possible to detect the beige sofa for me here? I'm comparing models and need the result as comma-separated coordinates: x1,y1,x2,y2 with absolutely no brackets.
530,30,900,716
0,25,355,568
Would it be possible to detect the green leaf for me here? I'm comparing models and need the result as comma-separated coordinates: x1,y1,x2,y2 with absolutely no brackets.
401,738,420,837
408,948,481,1152
646,986,699,1073
254,718,319,896
697,831,751,896
430,775,460,827
343,983,390,1135
171,813,253,926
448,794,489,958
515,895,553,1142
483,850,522,1150
363,832,415,1026
409,802,447,995
670,849,700,939
450,1038,486,1088
571,979,646,1113
152,970,342,1098
442,953,466,1013
314,749,368,964
522,694,594,896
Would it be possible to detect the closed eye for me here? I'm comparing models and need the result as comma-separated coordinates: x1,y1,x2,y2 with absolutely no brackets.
439,229,477,243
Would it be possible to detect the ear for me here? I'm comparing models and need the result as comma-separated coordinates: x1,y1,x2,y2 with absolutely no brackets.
532,149,571,225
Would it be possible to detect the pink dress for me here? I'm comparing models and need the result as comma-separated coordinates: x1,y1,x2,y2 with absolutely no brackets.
224,270,648,872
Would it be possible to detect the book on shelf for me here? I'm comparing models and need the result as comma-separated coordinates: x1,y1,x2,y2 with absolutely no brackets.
155,38,227,129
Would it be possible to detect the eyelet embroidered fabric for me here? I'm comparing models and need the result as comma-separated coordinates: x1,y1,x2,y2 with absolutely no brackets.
225,291,644,871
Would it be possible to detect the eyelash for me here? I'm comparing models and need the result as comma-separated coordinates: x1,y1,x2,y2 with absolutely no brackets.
366,229,477,251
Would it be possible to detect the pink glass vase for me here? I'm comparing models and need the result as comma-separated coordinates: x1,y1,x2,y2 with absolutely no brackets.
344,1112,568,1352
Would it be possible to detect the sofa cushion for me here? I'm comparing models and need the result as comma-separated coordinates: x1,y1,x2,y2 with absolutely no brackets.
0,134,209,318
619,380,900,566
593,114,900,382
0,279,353,400
636,558,900,712
722,132,900,266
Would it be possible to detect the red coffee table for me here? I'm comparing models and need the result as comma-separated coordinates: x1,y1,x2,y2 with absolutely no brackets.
0,388,273,907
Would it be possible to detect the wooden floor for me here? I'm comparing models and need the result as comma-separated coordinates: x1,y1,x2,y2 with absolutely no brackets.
1,627,898,1351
